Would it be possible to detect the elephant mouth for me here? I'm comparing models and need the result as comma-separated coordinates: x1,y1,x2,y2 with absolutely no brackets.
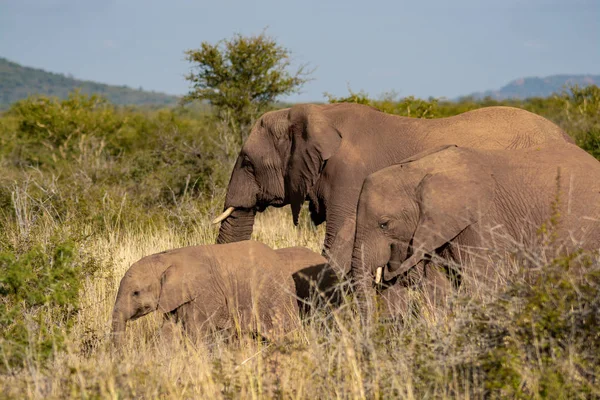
215,197,285,222
130,305,156,321
258,194,287,210
375,260,404,285
376,242,411,284
266,199,285,208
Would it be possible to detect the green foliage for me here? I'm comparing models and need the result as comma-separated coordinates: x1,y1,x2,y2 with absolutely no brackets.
184,31,311,143
9,91,125,165
0,240,81,371
378,93,440,118
560,85,600,158
451,253,600,398
0,57,179,110
326,88,440,119
0,91,230,240
324,88,372,105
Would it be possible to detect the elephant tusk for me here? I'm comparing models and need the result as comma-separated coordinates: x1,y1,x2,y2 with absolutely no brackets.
212,207,235,224
375,267,383,284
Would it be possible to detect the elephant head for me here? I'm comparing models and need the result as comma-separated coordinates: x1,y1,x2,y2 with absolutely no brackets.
215,104,342,243
111,251,211,347
350,145,494,320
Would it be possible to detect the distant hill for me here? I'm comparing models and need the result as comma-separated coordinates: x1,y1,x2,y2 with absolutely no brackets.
0,57,180,109
461,74,600,101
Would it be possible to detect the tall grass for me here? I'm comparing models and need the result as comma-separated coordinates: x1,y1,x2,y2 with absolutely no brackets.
1,89,599,398
1,198,598,398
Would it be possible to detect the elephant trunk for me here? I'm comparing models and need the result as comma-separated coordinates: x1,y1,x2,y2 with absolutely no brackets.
111,309,127,348
324,217,357,277
350,242,376,325
216,208,257,244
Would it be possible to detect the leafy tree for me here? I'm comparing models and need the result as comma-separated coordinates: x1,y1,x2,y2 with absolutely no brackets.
183,31,311,143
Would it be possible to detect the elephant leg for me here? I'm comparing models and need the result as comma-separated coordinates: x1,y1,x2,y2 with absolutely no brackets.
269,299,300,339
158,315,184,349
378,262,453,322
420,263,454,316
179,300,218,344
378,284,411,321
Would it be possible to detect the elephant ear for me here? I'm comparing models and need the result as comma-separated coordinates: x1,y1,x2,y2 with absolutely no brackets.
286,104,342,225
385,169,494,281
157,259,210,313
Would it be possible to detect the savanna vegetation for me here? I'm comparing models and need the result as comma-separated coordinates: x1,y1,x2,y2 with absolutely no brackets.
1,32,599,398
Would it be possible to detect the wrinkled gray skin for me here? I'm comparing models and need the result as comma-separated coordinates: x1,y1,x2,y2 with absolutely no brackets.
111,241,333,347
351,144,600,320
216,103,572,276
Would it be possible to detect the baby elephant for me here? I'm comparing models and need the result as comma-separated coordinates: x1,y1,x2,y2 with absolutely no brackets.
111,241,334,346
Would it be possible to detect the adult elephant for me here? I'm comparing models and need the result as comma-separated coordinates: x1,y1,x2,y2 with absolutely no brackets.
214,102,572,274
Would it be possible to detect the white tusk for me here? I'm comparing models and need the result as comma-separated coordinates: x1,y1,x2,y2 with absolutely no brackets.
375,267,383,284
212,207,235,224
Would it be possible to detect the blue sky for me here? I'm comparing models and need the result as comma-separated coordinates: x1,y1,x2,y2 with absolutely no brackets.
1,0,598,101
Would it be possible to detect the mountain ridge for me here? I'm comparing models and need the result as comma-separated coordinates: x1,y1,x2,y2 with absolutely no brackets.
1,57,599,108
460,74,600,100
0,57,180,109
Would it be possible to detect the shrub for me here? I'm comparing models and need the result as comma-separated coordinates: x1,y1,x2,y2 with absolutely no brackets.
450,253,600,397
0,240,82,371
0,92,232,235
562,85,600,158
325,88,440,118
9,90,125,166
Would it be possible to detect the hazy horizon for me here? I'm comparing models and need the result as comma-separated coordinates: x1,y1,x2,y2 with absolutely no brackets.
1,0,598,101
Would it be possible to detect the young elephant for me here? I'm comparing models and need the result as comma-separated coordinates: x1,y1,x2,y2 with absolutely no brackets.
111,241,332,346
351,144,600,319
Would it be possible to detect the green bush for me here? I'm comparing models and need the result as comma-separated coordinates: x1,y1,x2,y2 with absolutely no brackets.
9,90,125,166
561,85,600,157
325,88,440,118
0,91,231,236
450,253,600,398
0,240,81,371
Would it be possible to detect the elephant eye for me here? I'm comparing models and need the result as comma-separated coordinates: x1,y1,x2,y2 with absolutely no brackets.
379,221,389,230
242,156,254,172
132,291,140,297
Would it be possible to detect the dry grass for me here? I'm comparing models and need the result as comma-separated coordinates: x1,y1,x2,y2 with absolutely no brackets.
1,206,599,399
2,87,600,399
